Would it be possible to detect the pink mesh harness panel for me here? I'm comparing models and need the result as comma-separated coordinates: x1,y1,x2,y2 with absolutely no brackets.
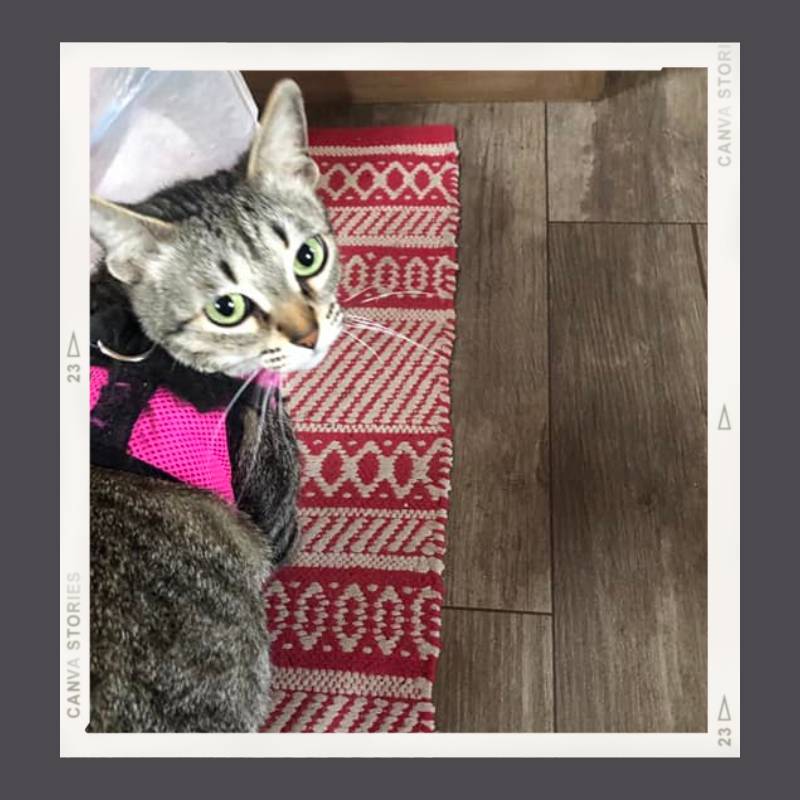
89,365,109,409
127,383,234,503
90,364,278,504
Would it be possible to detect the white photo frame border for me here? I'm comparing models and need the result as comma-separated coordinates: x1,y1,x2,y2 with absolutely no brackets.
60,41,740,758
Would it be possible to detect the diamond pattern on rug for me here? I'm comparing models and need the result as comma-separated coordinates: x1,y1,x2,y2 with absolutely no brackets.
261,125,459,733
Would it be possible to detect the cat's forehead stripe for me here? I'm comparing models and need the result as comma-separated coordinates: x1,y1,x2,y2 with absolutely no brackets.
218,260,237,283
230,217,261,261
270,222,289,248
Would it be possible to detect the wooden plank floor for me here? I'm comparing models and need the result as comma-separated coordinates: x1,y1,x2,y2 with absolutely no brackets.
549,224,707,731
306,67,707,732
434,609,553,732
547,69,707,222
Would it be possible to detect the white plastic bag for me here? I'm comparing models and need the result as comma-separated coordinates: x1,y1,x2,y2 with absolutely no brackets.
90,69,258,204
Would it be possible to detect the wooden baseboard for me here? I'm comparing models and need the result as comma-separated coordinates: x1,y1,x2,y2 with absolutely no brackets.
243,71,607,106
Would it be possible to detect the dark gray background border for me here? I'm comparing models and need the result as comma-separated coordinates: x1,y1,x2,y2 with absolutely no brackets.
8,0,787,793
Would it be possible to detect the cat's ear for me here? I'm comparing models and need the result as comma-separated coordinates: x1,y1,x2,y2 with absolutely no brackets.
90,197,175,284
246,79,320,189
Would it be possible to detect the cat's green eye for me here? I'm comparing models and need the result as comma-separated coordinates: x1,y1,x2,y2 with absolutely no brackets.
293,235,328,279
204,293,252,327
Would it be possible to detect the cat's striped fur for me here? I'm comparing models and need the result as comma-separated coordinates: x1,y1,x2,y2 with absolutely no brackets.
88,80,338,731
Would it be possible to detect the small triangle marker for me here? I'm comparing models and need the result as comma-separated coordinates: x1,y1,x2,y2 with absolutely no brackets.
718,695,731,722
67,332,80,358
718,405,731,431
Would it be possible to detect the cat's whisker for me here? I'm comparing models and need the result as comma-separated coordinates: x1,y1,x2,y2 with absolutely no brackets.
241,382,271,491
209,369,260,450
254,383,271,456
346,320,447,363
339,288,437,306
346,314,436,343
340,327,384,363
345,312,391,326
338,286,379,305
355,290,437,305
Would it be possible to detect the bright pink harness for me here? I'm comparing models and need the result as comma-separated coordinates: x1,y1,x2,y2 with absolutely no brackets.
90,364,279,504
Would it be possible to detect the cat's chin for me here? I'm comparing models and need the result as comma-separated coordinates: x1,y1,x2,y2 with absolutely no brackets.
299,350,328,370
280,346,330,373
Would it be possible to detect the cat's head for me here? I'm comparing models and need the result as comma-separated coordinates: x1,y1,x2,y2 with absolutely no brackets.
90,79,341,376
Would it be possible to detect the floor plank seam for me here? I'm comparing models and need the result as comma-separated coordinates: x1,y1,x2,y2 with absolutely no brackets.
545,101,558,733
549,220,707,226
691,223,709,299
443,604,554,618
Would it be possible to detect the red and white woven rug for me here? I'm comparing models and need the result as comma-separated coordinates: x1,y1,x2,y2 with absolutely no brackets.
261,125,460,732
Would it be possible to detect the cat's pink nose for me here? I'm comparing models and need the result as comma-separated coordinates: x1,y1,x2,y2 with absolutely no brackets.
293,326,319,350
275,300,319,349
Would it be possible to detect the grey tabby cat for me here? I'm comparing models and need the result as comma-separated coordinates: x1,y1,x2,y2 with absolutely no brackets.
89,80,342,732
